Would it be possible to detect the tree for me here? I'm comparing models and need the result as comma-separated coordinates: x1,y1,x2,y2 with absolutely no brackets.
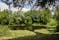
0,10,9,25
36,0,55,7
54,6,59,32
25,9,51,25
13,0,26,11
1,0,55,11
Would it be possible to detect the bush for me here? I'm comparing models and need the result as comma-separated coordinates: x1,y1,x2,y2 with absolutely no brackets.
25,9,51,25
47,19,57,32
24,16,32,26
39,8,51,25
47,19,57,26
0,10,9,25
24,10,40,23
24,16,33,30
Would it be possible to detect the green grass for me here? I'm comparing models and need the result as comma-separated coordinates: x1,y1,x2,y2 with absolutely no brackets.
35,29,59,34
0,25,35,39
0,25,59,40
34,29,58,34
8,30,36,37
35,29,52,34
0,30,36,40
0,29,59,40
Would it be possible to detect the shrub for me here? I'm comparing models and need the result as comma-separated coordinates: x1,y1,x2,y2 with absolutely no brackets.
24,16,32,26
0,10,10,25
1,19,9,25
25,9,51,25
24,10,40,24
24,16,33,30
47,19,57,26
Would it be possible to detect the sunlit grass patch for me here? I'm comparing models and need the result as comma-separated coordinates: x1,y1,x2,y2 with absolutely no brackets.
35,29,53,34
9,30,36,37
0,30,36,40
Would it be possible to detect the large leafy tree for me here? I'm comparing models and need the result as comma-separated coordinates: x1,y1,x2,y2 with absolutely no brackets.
36,0,55,7
25,8,51,24
0,10,9,25
12,0,27,11
54,6,59,32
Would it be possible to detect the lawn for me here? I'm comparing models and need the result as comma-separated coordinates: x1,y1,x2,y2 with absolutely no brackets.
35,29,51,34
0,30,36,40
0,25,59,40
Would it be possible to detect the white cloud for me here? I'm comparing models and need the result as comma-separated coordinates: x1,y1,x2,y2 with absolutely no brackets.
0,2,8,11
22,8,30,12
0,2,30,12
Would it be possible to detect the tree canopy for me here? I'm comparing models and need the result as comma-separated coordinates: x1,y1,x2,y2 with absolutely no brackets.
1,0,55,10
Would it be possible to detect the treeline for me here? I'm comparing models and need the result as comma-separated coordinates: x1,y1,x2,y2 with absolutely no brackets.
0,7,59,32
0,9,51,25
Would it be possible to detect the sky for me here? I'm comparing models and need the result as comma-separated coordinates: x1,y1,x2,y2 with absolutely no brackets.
0,0,31,12
0,0,59,12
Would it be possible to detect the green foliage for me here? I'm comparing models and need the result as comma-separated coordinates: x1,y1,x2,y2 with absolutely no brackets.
24,16,32,26
0,9,58,31
39,8,51,24
54,6,59,32
54,6,59,20
0,25,10,36
47,19,57,26
25,9,51,25
0,9,51,25
0,10,9,25
37,0,55,7
25,10,39,23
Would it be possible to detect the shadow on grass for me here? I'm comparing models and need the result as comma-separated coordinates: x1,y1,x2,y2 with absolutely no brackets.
8,31,59,40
